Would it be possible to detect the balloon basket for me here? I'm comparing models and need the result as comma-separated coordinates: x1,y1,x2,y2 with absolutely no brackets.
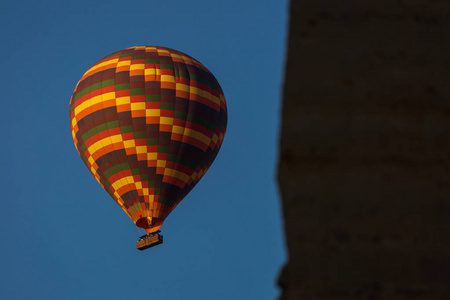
136,231,163,250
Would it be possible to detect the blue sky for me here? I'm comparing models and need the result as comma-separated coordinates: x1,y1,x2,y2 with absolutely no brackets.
1,1,288,299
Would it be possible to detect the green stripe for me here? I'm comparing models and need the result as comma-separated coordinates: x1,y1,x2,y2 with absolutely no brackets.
196,76,215,90
102,52,120,60
120,125,133,134
120,52,133,58
167,154,197,170
160,64,174,70
186,114,216,132
145,59,159,64
174,111,187,120
174,111,218,133
188,73,220,91
104,162,130,179
174,70,190,80
82,120,120,142
147,138,158,146
159,196,173,206
130,88,145,96
177,67,221,91
146,95,160,102
158,146,169,153
115,83,129,91
134,131,146,139
74,79,115,101
161,102,175,110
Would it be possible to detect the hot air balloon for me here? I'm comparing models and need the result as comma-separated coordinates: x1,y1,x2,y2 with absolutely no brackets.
69,46,227,250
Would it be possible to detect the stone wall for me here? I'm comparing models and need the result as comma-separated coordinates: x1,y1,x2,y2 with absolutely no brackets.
278,0,450,298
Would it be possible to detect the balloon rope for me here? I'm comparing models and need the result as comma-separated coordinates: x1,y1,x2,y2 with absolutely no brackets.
135,223,141,239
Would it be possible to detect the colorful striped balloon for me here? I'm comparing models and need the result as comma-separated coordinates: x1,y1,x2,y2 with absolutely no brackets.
69,46,227,234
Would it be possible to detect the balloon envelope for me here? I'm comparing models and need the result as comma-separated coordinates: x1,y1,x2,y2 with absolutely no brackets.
69,46,227,233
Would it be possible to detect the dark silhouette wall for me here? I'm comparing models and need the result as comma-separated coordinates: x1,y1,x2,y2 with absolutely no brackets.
277,0,450,298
